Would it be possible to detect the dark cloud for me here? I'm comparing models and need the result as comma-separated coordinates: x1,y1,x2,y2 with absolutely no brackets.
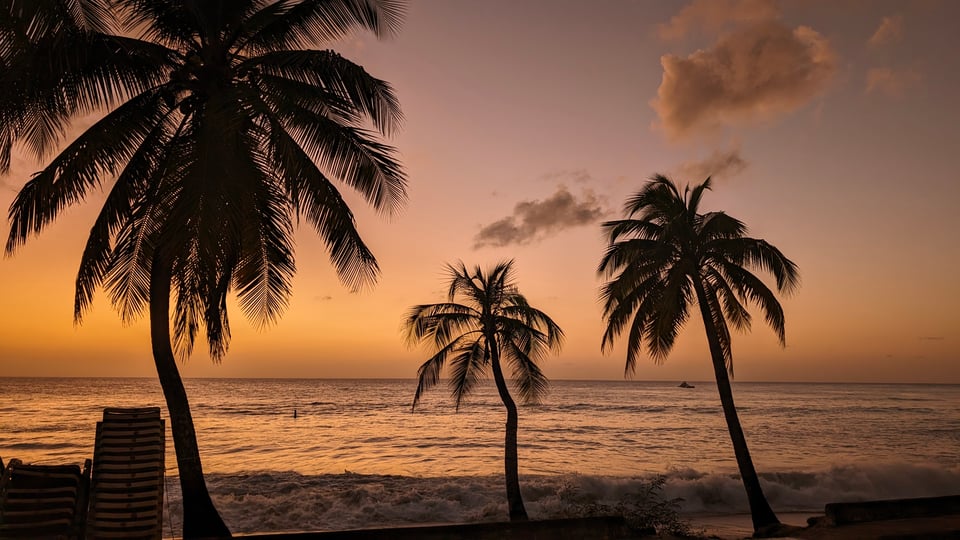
678,147,748,181
313,295,334,302
474,187,606,248
652,17,836,139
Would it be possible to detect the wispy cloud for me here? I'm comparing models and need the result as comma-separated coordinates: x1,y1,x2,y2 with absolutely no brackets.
868,15,903,48
474,186,607,248
677,146,748,181
540,169,592,184
865,67,921,98
651,1,836,139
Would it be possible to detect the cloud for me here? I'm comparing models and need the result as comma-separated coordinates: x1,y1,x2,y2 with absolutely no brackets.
678,147,748,181
540,169,592,184
651,9,836,139
474,186,606,248
657,0,780,41
868,15,903,47
865,67,921,98
313,295,334,302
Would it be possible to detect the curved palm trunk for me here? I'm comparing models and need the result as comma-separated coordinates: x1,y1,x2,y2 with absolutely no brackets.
694,282,779,533
150,255,232,539
489,344,529,521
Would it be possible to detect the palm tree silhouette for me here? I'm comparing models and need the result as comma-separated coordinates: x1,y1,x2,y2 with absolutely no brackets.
404,261,563,521
598,175,799,534
2,1,406,537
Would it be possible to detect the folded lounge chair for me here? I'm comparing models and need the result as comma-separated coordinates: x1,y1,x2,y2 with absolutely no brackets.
0,457,91,539
86,407,165,540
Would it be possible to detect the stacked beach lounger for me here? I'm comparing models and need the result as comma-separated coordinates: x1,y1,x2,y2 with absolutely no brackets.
86,407,165,540
0,407,165,539
0,458,91,539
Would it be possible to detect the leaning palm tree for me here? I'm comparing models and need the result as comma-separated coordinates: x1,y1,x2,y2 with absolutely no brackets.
404,260,563,521
598,175,799,534
3,1,406,537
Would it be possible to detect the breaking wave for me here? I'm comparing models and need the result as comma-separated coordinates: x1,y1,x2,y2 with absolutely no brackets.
158,461,960,537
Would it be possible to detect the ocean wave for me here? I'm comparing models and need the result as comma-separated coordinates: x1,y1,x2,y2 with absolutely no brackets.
156,462,960,537
661,462,960,513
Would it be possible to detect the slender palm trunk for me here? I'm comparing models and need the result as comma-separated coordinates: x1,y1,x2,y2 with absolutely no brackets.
489,343,528,521
694,282,779,533
150,255,232,539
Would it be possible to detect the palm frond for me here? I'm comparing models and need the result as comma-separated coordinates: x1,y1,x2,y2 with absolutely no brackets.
275,101,406,216
718,260,788,345
448,337,488,411
411,333,475,410
238,0,405,54
248,49,403,135
685,176,712,215
702,267,751,333
262,111,382,290
0,33,176,165
74,107,179,321
6,88,169,254
501,338,549,405
403,303,480,349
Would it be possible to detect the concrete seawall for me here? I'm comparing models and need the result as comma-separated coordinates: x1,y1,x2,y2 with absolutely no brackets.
825,495,960,525
236,516,637,540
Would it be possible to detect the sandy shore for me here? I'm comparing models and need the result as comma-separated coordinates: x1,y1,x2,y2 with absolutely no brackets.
689,512,817,539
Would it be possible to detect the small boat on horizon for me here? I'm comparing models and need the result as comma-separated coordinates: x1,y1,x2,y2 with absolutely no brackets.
678,381,695,388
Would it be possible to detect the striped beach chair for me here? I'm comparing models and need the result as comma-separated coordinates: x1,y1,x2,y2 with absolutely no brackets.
86,407,165,540
0,457,91,539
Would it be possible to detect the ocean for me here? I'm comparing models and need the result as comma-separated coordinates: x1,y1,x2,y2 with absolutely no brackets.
2,378,958,536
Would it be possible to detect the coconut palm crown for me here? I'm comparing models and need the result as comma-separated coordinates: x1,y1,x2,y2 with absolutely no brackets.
404,260,563,520
3,1,407,537
598,174,799,533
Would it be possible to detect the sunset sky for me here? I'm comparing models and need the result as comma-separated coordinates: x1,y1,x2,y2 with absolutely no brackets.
1,0,958,383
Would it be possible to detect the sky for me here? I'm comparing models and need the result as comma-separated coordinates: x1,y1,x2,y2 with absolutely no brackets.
1,0,958,383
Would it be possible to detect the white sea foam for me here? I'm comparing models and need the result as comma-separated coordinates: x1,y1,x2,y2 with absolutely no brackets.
157,462,960,536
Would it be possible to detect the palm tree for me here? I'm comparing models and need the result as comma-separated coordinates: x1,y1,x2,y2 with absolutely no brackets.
598,175,799,534
2,1,406,537
404,261,563,521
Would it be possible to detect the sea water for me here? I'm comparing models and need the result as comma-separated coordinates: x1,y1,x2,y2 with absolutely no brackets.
1,378,958,535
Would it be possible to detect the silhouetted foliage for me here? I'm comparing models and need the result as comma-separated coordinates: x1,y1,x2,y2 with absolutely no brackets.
3,1,406,537
598,175,799,533
550,476,695,537
404,260,563,521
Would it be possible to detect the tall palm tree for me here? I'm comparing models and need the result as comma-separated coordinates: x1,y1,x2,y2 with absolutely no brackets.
598,175,799,534
2,1,406,537
404,261,563,521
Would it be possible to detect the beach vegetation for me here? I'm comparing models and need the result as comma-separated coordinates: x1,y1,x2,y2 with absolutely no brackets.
597,175,800,534
2,0,406,537
404,260,564,521
551,475,696,537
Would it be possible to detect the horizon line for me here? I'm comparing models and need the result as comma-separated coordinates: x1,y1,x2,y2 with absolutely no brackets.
1,375,957,385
